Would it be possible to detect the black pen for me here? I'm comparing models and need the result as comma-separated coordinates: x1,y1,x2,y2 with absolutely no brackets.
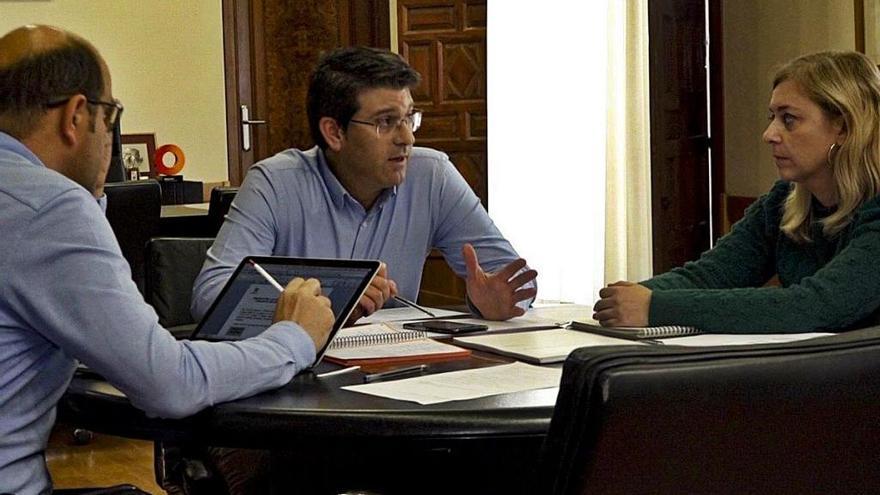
363,364,428,383
392,295,436,318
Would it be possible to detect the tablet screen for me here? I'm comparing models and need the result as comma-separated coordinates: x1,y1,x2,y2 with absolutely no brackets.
191,256,379,365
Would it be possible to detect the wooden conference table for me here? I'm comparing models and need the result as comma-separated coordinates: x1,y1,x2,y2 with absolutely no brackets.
59,350,560,493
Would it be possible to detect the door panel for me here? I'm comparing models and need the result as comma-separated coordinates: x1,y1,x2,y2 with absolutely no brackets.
649,0,712,273
398,0,486,306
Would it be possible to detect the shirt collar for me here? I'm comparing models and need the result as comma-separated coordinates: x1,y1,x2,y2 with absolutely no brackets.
0,131,46,168
314,147,398,210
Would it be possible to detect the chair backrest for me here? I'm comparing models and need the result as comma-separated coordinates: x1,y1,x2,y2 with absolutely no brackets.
144,237,214,336
538,328,880,495
207,186,238,235
104,180,161,294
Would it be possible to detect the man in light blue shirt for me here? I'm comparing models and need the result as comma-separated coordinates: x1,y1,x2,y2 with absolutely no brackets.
0,25,335,495
193,46,537,323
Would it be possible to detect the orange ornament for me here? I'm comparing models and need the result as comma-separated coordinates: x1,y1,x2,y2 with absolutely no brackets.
154,144,186,175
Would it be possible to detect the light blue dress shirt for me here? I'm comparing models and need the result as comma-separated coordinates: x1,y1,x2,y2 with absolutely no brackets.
192,146,531,320
0,132,316,495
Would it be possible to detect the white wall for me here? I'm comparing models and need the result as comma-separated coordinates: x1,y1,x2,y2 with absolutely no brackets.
722,0,855,197
0,0,229,183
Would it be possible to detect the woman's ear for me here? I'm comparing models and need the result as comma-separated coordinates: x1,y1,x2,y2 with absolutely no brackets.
319,117,345,152
834,115,848,145
58,95,88,146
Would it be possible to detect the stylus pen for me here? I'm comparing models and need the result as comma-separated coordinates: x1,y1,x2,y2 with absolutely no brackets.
392,295,436,318
249,260,285,293
363,364,428,383
315,365,361,378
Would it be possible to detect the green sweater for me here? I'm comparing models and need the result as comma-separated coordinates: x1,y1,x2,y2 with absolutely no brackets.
643,180,880,333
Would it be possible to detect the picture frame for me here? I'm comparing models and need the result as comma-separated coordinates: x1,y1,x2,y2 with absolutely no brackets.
120,133,157,179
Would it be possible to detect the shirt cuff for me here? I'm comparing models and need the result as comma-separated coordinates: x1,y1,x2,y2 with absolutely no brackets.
259,321,317,369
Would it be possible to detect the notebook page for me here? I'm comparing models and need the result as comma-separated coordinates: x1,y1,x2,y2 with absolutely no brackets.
359,307,468,324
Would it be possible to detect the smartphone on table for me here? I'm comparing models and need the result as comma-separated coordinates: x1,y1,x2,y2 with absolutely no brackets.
403,320,489,335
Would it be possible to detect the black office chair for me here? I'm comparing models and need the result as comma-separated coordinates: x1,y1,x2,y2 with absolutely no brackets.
142,237,229,494
104,180,162,295
144,237,215,339
207,187,238,236
538,327,880,495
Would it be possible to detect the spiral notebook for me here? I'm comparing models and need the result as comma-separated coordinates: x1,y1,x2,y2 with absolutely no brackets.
568,320,702,339
324,323,471,366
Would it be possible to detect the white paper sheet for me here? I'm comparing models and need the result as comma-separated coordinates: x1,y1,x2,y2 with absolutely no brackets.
383,315,560,336
524,304,594,324
341,362,562,405
359,306,468,323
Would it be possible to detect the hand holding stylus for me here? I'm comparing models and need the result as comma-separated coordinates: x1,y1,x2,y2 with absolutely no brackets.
272,277,335,351
250,261,335,350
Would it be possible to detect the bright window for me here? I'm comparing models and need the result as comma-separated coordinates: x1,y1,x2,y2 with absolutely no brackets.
488,2,609,304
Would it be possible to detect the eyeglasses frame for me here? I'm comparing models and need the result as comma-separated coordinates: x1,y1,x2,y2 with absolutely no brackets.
348,109,423,136
45,95,124,131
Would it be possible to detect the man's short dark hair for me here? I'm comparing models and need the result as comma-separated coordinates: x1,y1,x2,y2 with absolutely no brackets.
0,37,104,138
307,46,421,149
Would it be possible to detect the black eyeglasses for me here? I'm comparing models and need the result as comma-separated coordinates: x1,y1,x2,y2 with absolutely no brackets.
349,110,423,136
46,96,124,130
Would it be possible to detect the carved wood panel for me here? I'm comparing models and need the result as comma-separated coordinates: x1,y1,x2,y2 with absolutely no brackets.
398,0,487,204
398,0,487,306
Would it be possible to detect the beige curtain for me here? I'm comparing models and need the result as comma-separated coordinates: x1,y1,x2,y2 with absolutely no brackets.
604,0,653,283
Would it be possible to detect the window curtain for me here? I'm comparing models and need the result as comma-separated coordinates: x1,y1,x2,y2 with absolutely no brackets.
604,0,654,283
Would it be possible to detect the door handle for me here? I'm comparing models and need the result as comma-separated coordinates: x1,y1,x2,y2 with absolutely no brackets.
240,104,266,151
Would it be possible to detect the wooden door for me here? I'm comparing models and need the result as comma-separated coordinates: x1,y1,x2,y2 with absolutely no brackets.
397,0,487,306
222,0,390,185
648,0,713,273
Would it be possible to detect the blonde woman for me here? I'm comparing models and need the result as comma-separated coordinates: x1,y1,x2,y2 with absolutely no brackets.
595,51,880,333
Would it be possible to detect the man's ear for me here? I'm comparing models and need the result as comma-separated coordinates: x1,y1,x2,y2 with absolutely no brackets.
58,95,88,146
319,117,345,152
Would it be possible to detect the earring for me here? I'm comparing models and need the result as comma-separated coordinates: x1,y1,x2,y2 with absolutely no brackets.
827,143,839,165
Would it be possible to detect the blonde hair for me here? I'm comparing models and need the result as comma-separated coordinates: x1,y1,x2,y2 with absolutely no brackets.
772,51,880,242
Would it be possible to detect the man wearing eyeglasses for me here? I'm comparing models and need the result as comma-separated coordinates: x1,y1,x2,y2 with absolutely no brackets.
193,46,538,324
0,25,337,495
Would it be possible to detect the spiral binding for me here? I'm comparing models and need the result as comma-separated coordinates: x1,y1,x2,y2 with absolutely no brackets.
328,329,428,349
640,325,701,338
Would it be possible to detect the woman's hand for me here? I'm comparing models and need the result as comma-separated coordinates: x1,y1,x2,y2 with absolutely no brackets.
592,281,652,327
